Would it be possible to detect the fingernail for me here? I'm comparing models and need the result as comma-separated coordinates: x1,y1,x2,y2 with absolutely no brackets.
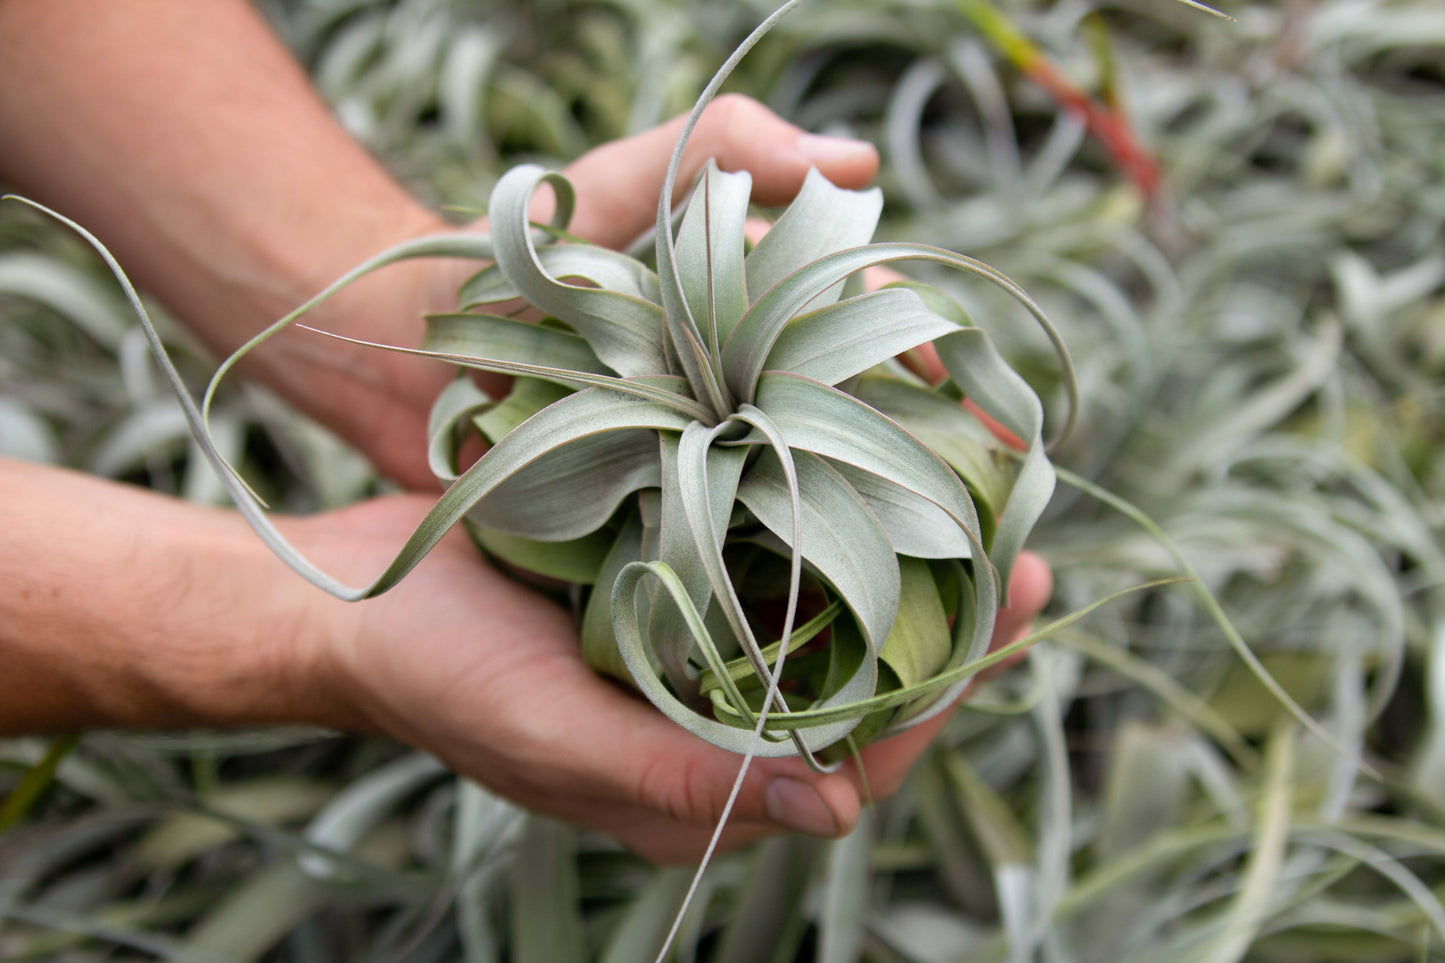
766,778,840,837
796,132,873,164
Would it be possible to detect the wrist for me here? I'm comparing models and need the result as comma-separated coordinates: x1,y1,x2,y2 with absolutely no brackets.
0,461,365,735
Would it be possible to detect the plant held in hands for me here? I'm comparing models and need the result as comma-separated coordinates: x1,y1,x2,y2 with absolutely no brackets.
413,145,1072,766
5,2,1074,775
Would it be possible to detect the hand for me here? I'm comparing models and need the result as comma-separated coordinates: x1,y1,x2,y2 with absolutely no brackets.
292,497,1051,865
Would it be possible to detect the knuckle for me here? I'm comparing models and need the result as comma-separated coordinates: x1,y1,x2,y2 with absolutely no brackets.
700,93,763,143
636,751,722,828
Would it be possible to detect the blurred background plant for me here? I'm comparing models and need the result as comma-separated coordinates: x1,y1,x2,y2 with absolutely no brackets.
2,0,1443,959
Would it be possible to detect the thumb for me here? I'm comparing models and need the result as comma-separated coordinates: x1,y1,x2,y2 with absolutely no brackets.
557,93,878,249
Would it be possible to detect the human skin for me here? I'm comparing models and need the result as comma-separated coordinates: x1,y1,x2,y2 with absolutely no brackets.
0,0,1052,863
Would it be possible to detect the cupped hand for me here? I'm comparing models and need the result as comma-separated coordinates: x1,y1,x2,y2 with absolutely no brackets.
289,496,1049,865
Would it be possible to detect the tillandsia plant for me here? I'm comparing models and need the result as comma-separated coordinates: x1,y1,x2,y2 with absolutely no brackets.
404,151,1072,767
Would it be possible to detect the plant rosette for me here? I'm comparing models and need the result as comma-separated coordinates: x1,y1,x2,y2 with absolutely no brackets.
393,155,1074,768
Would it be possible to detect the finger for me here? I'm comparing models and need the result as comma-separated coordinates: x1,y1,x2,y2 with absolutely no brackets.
477,634,863,845
558,93,878,249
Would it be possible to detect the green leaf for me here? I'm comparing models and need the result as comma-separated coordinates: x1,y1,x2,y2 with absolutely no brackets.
509,818,587,963
489,165,670,377
465,428,660,541
648,433,746,694
934,326,1054,588
674,161,752,351
0,734,78,833
737,448,900,652
459,243,660,308
763,287,957,386
879,557,953,688
467,523,613,584
427,377,494,482
724,241,1076,445
852,374,1011,522
745,166,883,306
423,312,611,377
580,510,646,680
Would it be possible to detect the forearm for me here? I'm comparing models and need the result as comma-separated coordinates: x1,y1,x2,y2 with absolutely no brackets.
0,459,351,735
0,0,453,467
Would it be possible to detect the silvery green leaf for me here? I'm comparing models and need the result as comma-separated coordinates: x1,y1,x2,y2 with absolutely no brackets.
763,287,957,386
85,401,191,478
0,252,131,347
467,524,612,584
1058,630,1257,769
489,165,670,377
725,241,1075,440
934,327,1054,588
737,447,899,652
132,778,334,871
1033,647,1075,958
474,377,571,444
509,818,586,963
878,557,952,689
753,372,998,700
673,161,752,350
465,428,660,540
885,58,951,211
745,166,882,306
0,397,59,464
650,0,811,429
712,835,820,963
193,228,511,420
1186,724,1295,963
459,244,660,308
427,378,493,482
698,600,845,697
439,25,504,147
612,557,870,756
580,510,646,680
817,807,874,963
300,753,446,879
850,374,1010,521
830,461,974,559
452,780,519,963
648,433,745,693
1098,723,1191,858
597,868,695,963
34,198,691,603
669,419,846,758
304,323,709,420
423,313,610,377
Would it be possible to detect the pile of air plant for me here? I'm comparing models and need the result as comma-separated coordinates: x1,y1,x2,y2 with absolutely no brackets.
4,0,1444,961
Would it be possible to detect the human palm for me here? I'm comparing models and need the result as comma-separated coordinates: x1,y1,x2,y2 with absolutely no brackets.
289,496,1049,864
